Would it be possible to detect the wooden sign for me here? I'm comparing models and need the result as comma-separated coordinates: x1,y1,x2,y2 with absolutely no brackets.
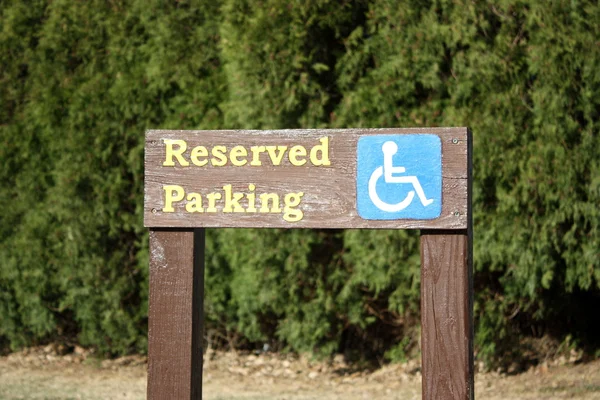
144,128,468,229
144,127,473,400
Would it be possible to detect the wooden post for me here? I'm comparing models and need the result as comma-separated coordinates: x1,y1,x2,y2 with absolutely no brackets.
420,230,473,400
148,228,205,400
420,128,473,400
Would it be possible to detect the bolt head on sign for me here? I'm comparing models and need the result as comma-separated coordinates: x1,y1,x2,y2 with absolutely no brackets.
143,128,469,230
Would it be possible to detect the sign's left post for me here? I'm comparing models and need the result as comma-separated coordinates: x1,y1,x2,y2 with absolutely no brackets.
147,228,205,400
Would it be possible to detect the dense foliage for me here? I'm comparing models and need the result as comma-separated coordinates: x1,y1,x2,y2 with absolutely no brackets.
1,0,599,365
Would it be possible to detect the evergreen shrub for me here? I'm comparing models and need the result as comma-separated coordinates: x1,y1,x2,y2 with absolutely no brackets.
1,0,598,364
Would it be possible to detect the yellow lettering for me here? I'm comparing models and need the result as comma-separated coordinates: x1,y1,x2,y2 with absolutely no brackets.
162,183,305,222
223,184,245,212
283,192,304,222
309,137,330,166
246,184,257,212
190,146,208,167
163,139,189,167
250,146,265,166
205,192,222,212
259,192,281,213
162,137,331,168
265,146,288,166
230,146,248,167
289,145,307,166
163,185,185,212
185,192,204,212
211,145,227,166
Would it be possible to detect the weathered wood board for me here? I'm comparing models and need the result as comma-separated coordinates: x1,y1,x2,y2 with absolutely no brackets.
144,128,469,229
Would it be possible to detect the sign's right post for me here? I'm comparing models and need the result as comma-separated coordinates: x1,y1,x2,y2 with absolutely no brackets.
420,129,473,400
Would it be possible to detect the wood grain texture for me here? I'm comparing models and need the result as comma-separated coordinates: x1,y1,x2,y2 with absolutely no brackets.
148,229,204,400
420,231,473,400
144,128,468,229
420,128,473,399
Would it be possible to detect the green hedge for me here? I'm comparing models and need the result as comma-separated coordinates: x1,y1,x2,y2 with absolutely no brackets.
1,0,599,364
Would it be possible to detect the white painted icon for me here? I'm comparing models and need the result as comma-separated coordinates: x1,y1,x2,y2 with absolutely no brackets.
368,141,435,212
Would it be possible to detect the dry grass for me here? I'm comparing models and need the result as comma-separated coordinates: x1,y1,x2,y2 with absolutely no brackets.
0,346,599,399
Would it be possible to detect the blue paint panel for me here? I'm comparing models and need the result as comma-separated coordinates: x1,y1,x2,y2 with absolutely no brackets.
356,135,442,220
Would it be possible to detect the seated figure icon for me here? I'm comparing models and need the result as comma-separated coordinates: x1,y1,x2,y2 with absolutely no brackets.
369,141,435,212
357,134,442,220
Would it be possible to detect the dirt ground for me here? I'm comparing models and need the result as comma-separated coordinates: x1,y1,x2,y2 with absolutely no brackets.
0,346,599,399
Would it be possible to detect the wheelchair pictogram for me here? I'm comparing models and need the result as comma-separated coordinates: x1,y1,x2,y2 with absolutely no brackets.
356,134,442,220
368,141,434,212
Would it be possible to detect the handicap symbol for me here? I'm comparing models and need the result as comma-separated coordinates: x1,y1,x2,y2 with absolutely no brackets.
368,141,434,212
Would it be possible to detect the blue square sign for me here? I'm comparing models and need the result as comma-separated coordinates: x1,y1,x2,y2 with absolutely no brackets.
356,134,442,220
